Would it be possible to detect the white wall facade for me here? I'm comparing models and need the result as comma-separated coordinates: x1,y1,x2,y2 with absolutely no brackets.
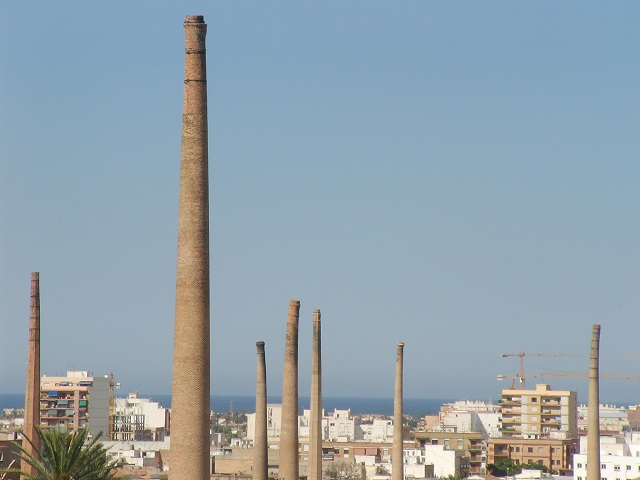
574,433,640,480
473,412,501,437
357,419,394,442
407,445,460,478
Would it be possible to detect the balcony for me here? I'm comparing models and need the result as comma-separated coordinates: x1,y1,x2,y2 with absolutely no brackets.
502,408,522,415
541,418,560,425
501,417,521,424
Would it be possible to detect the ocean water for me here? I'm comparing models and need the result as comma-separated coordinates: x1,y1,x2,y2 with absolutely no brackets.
0,393,451,416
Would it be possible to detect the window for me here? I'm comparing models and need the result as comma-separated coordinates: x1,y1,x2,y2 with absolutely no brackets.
457,439,463,450
444,440,450,449
602,464,607,470
538,447,543,453
516,447,520,452
577,463,583,468
627,466,631,471
528,447,534,453
614,466,620,471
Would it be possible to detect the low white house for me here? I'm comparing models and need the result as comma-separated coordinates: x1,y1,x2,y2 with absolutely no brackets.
573,432,640,480
404,445,465,478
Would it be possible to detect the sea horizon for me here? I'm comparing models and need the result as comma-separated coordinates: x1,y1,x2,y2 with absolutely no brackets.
4,392,637,417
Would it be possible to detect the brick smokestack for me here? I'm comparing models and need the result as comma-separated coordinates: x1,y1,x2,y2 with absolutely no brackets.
280,300,301,480
169,15,210,480
587,324,601,480
309,309,322,480
392,342,404,480
254,341,268,480
22,272,41,478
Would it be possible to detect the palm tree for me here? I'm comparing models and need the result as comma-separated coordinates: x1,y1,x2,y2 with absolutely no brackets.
0,426,118,480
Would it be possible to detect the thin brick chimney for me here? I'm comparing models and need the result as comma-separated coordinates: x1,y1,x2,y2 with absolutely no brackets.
22,272,41,479
309,309,322,480
280,300,301,480
254,341,268,480
587,324,601,480
169,14,210,480
392,342,405,480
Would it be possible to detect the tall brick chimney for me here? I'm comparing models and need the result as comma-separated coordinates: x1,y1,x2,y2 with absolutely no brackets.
280,300,301,480
254,341,268,480
587,324,601,480
309,309,322,480
169,15,210,480
22,272,41,478
392,342,404,480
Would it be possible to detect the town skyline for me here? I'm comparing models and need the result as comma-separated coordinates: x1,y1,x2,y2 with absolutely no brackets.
2,3,640,403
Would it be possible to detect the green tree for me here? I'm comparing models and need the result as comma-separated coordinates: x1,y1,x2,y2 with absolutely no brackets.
0,426,119,480
487,458,519,476
487,458,549,477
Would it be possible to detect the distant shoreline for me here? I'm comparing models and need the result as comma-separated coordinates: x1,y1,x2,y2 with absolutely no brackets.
0,393,457,416
4,393,635,416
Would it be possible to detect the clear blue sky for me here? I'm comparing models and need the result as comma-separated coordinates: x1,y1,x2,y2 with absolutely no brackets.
1,2,639,405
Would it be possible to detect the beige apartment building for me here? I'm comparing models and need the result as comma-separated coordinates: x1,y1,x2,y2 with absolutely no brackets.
501,384,577,439
487,384,579,474
40,370,114,439
487,437,578,474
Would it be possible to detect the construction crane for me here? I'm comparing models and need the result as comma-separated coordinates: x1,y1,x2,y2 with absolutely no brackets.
497,371,640,384
107,373,121,441
500,351,586,389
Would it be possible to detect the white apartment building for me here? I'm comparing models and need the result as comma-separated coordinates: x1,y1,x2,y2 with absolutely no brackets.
246,404,289,442
325,409,356,442
404,445,467,478
112,393,169,441
573,433,640,480
425,400,501,437
247,405,360,443
577,403,629,434
356,418,394,442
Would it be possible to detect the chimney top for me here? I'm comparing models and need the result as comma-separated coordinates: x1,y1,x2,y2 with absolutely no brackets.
185,15,205,24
